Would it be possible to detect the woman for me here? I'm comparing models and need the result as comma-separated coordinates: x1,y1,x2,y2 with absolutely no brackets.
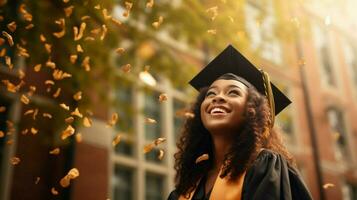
167,45,312,200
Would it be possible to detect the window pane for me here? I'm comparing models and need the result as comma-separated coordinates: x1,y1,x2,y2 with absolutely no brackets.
327,108,349,160
145,173,164,200
113,166,133,200
144,90,162,140
173,99,186,142
114,139,134,156
145,148,163,164
114,82,133,133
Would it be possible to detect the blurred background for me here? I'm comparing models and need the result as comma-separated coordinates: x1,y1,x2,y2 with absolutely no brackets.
0,0,357,199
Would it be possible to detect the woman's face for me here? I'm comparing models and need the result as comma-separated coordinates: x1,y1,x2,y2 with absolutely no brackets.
200,79,248,134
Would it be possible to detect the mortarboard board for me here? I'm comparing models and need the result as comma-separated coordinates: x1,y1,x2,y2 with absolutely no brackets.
189,44,291,123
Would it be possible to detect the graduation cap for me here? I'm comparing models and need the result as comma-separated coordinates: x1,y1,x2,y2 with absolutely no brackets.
189,44,291,126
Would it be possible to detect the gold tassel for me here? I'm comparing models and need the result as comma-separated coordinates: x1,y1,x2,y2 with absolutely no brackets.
260,69,275,128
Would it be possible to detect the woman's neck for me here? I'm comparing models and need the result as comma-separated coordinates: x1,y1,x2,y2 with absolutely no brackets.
211,133,233,170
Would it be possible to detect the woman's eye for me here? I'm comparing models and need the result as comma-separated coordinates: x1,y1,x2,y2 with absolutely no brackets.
206,91,216,97
228,90,240,96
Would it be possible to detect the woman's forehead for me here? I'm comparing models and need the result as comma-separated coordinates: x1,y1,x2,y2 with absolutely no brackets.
209,79,248,90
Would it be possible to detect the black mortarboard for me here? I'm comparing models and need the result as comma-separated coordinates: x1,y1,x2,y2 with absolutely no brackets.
189,44,291,118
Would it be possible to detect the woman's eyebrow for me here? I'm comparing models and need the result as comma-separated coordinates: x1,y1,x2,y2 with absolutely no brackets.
227,84,243,90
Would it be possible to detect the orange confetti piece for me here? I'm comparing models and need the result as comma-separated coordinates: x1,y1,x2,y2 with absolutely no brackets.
67,168,79,179
18,69,26,79
69,54,77,64
154,137,166,145
24,109,34,116
53,88,61,98
0,106,6,112
65,116,74,124
76,44,83,53
112,134,121,147
19,4,32,22
31,127,38,135
61,125,75,140
206,6,218,21
53,69,72,80
152,16,163,29
83,117,92,127
35,177,40,184
73,91,82,101
53,18,66,38
21,129,28,135
145,117,157,124
74,22,86,41
43,113,52,119
158,93,168,102
81,16,90,21
64,6,74,17
71,108,83,118
94,4,101,9
0,131,4,138
2,31,14,46
60,176,70,187
107,113,119,127
207,29,217,35
121,64,131,73
44,43,52,54
115,47,125,55
60,103,70,111
146,0,154,8
111,18,122,27
40,34,46,42
51,187,59,195
143,143,155,154
323,183,335,189
25,24,34,30
195,154,209,164
75,133,82,143
21,94,30,105
34,64,42,72
158,149,164,160
7,21,17,32
45,80,55,85
49,148,60,155
102,8,112,20
46,61,56,69
81,56,90,71
10,156,21,165
100,24,107,40
5,56,13,69
123,2,133,17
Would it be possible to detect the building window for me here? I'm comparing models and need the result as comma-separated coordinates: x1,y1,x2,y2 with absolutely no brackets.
114,81,134,157
145,172,164,200
245,0,282,64
326,108,350,160
173,99,186,142
313,25,336,87
273,83,295,143
144,90,162,140
342,41,357,91
342,182,357,200
113,166,133,200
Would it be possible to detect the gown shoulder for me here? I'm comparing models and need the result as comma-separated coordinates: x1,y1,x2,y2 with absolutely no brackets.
242,149,313,200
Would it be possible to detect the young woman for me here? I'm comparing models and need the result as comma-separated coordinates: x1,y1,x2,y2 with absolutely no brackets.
167,45,312,200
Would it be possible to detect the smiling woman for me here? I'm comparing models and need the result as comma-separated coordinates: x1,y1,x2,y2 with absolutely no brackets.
167,45,313,200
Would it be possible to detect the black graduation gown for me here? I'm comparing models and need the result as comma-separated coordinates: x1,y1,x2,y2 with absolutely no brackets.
167,149,313,200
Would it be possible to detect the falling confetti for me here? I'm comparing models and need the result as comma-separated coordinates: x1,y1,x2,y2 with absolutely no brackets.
100,24,107,40
53,69,72,80
53,88,61,98
61,125,75,140
74,22,86,41
25,24,34,30
146,0,154,8
73,91,82,101
111,18,122,27
64,6,74,17
2,31,14,46
0,106,6,112
65,116,74,124
24,109,34,116
123,2,133,17
7,21,17,32
195,154,209,164
59,168,80,188
323,183,335,189
139,71,157,86
71,108,83,118
0,131,4,138
21,94,30,105
60,103,70,111
152,16,164,29
53,18,66,38
44,43,52,54
143,143,155,154
145,117,157,124
158,93,168,102
207,29,217,35
46,61,56,69
51,187,59,195
102,8,112,20
40,34,46,42
121,64,131,73
31,127,38,135
81,56,91,71
112,134,121,147
10,156,21,165
158,149,164,160
206,6,218,21
35,177,40,184
19,4,33,22
43,113,52,119
115,47,125,55
70,54,78,64
154,137,166,145
107,113,119,127
76,44,84,53
83,117,92,127
75,133,82,143
49,148,60,155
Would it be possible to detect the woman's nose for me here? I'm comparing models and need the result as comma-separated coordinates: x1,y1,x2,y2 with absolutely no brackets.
212,94,226,103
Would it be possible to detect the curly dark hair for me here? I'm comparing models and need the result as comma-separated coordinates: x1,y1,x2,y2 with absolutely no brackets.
174,77,295,196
